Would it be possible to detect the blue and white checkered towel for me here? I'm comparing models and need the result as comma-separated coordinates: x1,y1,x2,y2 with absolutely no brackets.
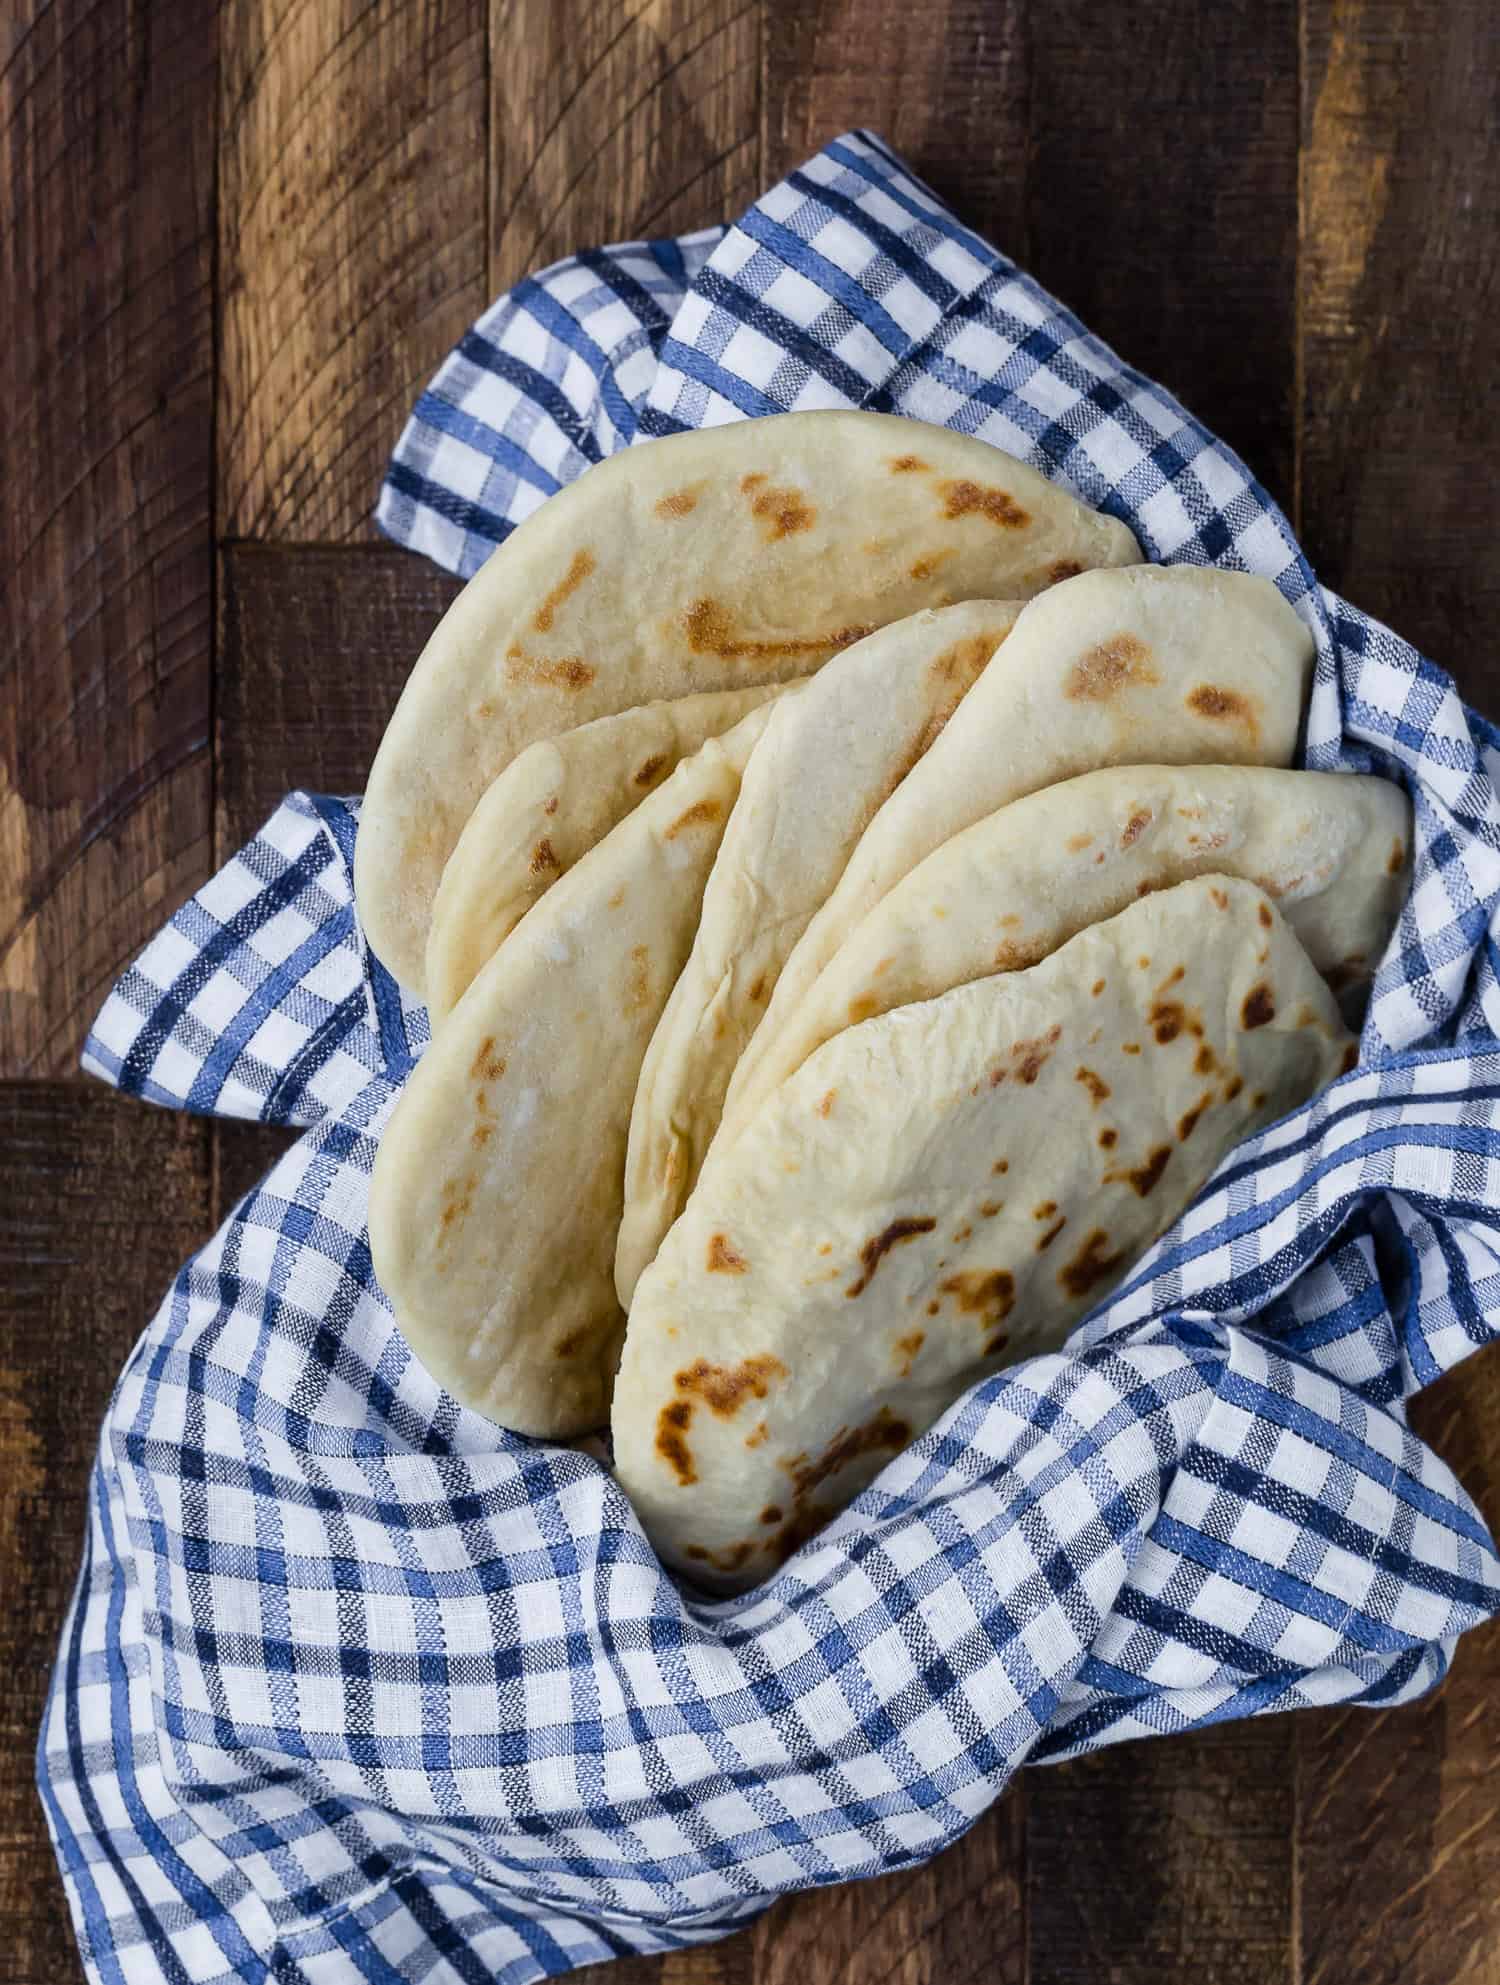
41,133,1500,1985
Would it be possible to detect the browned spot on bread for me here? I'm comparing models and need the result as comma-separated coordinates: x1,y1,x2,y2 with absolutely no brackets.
784,1408,912,1504
930,632,997,688
979,1199,1003,1218
909,549,956,581
606,886,625,909
1122,1042,1142,1055
555,1325,590,1359
892,1330,926,1378
1252,900,1273,930
626,944,652,1013
656,1400,697,1484
684,1540,754,1573
1067,832,1095,853
1224,1073,1245,1101
848,994,880,1025
1059,1229,1127,1300
681,597,872,662
533,548,596,632
846,1217,937,1297
664,798,723,839
760,1505,783,1526
1251,1088,1269,1109
993,1159,1009,1174
816,1088,836,1118
1210,886,1229,910
745,478,815,541
1003,1024,1062,1086
471,1037,507,1083
1138,955,1152,970
1188,683,1258,740
1242,983,1276,1029
1034,1200,1058,1219
890,453,929,473
983,1330,1011,1356
745,1421,768,1449
1341,1041,1359,1075
926,1298,941,1316
1178,1094,1214,1141
938,1268,1016,1330
1121,807,1152,848
952,1222,973,1244
1075,1066,1111,1105
438,1172,476,1238
529,837,559,876
1066,633,1158,701
749,973,768,1003
939,478,1030,529
544,794,559,815
1092,978,1106,997
1388,838,1406,875
505,645,595,690
472,1122,493,1151
1098,1127,1118,1149
656,486,700,519
1048,560,1084,583
1194,1042,1220,1076
634,752,668,788
1158,964,1186,990
1037,1216,1067,1251
1108,1145,1172,1197
707,1233,749,1275
675,1353,788,1419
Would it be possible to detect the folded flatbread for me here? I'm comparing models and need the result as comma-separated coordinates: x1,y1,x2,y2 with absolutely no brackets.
355,411,1141,993
724,564,1315,1134
369,703,776,1438
722,764,1408,1120
613,876,1353,1592
616,602,1024,1306
426,683,791,1023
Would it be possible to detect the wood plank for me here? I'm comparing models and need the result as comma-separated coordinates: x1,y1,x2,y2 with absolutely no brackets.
574,1939,753,1985
0,0,218,1076
1299,0,1500,673
216,543,461,852
1026,1722,1295,1985
764,0,1029,252
1296,1361,1500,1985
489,0,763,293
1026,0,1302,513
751,1788,1025,1985
0,1082,214,1985
1296,7,1500,1980
217,0,489,540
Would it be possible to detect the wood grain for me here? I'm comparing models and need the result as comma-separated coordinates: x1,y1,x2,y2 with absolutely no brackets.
1027,1721,1295,1985
764,0,1028,253
1299,0,1500,670
216,544,461,852
489,0,764,292
753,1788,1024,1985
217,0,489,540
1025,0,1302,513
0,0,218,1076
1295,10,1500,1979
0,1082,213,1985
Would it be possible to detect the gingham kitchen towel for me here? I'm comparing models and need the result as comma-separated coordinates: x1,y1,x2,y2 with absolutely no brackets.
41,132,1500,1985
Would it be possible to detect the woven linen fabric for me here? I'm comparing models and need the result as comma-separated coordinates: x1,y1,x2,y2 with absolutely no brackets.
40,132,1500,1985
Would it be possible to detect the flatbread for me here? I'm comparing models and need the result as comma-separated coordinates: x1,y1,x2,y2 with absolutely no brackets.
724,564,1315,1134
355,411,1141,993
616,601,1025,1306
613,877,1353,1592
425,683,791,1024
368,703,776,1438
723,764,1409,1118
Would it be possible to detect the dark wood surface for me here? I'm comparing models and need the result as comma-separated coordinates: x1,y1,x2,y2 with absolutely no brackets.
2,3,1497,1981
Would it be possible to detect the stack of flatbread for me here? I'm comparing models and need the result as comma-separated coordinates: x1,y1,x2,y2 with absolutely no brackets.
357,411,1411,1593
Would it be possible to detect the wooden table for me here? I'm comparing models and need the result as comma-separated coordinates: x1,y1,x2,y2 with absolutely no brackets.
3,2,1498,1980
